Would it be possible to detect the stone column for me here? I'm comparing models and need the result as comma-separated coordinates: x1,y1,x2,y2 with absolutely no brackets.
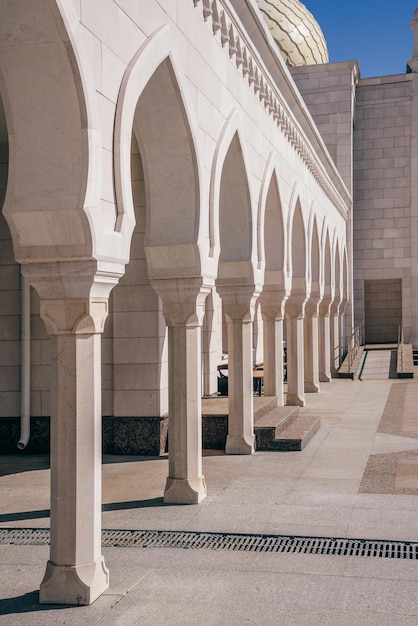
217,286,258,455
285,296,306,407
339,297,349,358
304,297,321,393
260,289,288,406
319,296,332,382
330,300,341,376
38,297,110,605
152,278,211,504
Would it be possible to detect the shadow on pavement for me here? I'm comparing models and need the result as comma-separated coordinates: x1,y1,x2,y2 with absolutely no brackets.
0,591,73,615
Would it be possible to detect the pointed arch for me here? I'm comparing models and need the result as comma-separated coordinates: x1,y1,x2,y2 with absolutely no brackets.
0,0,99,262
289,198,306,280
286,180,301,276
310,213,321,296
342,246,349,305
334,238,341,304
209,108,240,261
115,25,203,278
258,154,286,284
218,131,253,278
322,226,332,297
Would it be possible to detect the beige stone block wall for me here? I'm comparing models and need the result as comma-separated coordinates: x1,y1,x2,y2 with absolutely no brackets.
353,75,412,341
110,136,168,417
0,214,20,417
290,61,357,194
364,279,402,343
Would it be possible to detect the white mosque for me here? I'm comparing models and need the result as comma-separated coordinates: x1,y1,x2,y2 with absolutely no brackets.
0,0,417,605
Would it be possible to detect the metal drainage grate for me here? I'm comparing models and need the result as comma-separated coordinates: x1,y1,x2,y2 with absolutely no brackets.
1,527,418,560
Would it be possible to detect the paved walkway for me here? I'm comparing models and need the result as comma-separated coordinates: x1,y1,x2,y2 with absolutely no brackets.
1,372,418,624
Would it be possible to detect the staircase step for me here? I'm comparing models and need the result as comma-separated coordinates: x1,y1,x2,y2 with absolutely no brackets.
254,396,281,421
202,396,320,452
255,406,320,452
274,415,321,451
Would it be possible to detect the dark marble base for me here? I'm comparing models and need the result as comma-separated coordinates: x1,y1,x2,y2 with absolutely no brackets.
0,415,169,456
202,415,228,450
103,416,168,456
0,416,50,453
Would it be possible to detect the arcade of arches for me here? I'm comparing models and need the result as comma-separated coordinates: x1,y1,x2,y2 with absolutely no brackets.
0,0,417,606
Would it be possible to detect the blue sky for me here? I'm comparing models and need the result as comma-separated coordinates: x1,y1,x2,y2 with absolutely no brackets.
304,1,417,78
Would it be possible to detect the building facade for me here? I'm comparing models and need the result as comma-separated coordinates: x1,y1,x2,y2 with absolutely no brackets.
0,0,417,606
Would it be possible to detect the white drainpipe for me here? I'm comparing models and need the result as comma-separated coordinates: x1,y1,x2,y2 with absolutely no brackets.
17,272,30,450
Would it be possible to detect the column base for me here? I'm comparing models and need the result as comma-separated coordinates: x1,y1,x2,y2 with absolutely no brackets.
286,394,306,407
164,476,207,504
225,434,255,455
304,382,320,393
39,556,109,606
319,373,331,383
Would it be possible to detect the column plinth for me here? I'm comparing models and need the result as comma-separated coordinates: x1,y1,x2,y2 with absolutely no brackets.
40,557,108,606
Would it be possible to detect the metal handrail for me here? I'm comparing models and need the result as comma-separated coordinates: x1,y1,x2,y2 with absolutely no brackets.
345,321,364,372
398,325,404,373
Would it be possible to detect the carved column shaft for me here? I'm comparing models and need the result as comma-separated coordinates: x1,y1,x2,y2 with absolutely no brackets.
285,298,306,407
260,290,288,406
39,297,110,606
152,278,210,504
225,312,254,452
319,299,332,382
217,285,258,455
330,299,342,376
304,299,320,393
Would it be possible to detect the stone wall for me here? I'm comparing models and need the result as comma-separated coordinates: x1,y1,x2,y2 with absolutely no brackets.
353,75,412,341
364,278,402,343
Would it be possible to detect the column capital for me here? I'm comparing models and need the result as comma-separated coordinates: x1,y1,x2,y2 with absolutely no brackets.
319,296,333,316
260,287,289,321
217,284,260,323
330,298,341,316
151,277,214,326
21,260,124,300
40,298,109,335
305,290,322,317
286,293,307,318
339,296,349,316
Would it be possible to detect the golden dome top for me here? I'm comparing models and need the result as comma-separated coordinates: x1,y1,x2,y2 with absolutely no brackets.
256,0,328,66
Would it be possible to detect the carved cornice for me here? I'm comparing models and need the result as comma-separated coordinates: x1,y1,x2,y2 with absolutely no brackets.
193,0,350,219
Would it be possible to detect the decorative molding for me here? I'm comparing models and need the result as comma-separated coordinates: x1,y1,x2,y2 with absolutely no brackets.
193,0,349,218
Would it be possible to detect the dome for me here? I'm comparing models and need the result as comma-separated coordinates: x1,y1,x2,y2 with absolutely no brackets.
256,0,328,67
